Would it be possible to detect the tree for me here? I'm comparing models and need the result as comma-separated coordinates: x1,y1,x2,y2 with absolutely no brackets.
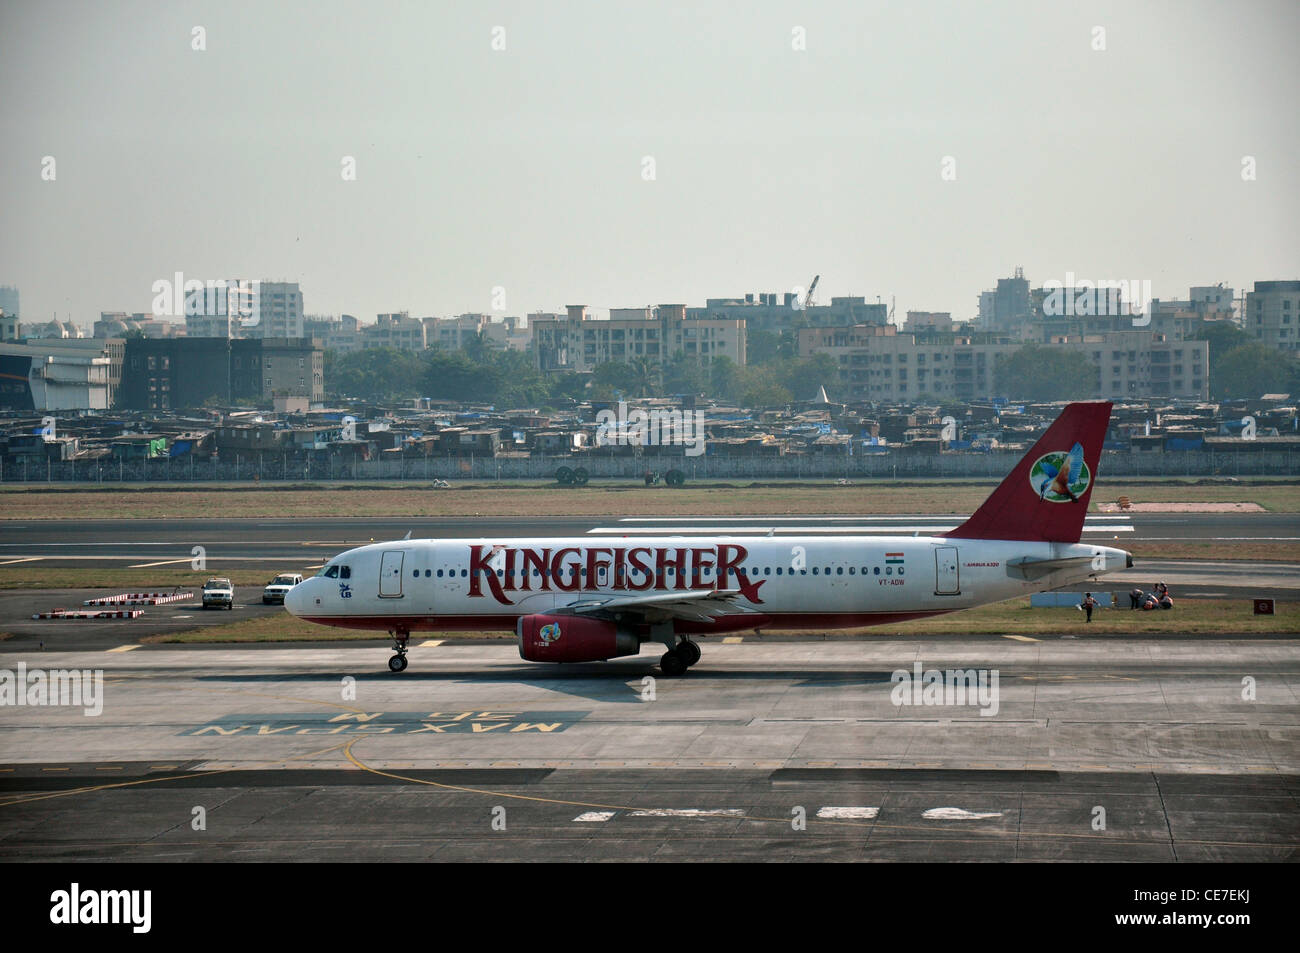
628,356,660,397
1211,343,1299,400
1195,321,1249,390
996,344,1098,401
327,347,425,401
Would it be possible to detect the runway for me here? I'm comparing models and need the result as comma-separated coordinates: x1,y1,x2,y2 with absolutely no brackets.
0,637,1296,861
2,512,1298,561
3,513,1296,603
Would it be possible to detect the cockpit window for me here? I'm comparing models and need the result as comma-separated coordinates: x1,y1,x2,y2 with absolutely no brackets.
322,566,339,578
340,566,351,579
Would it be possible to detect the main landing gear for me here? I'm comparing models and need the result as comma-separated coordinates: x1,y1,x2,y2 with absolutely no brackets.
388,628,410,673
659,638,701,676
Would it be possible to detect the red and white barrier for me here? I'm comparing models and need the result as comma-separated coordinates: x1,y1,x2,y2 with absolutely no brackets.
32,609,145,619
82,591,193,606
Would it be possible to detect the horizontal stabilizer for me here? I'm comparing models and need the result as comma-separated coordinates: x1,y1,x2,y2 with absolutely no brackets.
1005,555,1095,581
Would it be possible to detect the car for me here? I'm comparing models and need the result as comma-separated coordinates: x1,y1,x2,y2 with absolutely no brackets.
202,577,234,610
262,573,303,605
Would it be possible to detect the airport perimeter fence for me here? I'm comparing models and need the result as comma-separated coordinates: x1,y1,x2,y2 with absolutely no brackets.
2,449,1298,484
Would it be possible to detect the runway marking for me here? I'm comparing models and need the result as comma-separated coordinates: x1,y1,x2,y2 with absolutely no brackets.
922,808,1003,820
419,640,444,648
627,808,746,818
722,636,744,644
573,811,616,822
128,558,196,568
0,742,351,809
338,740,1300,849
588,526,1134,535
817,807,879,819
0,556,42,565
106,644,139,653
1002,635,1040,642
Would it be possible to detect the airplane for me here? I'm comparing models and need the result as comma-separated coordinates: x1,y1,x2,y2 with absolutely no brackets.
284,401,1133,674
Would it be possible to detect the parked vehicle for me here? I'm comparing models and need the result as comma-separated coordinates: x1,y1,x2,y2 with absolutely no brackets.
262,573,304,605
202,577,234,610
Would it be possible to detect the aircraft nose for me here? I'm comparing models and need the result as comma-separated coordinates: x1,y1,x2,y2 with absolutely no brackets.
284,581,307,616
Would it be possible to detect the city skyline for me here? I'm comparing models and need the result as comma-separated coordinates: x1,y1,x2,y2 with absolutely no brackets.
2,1,1298,328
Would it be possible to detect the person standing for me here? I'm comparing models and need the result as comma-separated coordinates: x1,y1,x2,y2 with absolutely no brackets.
1082,592,1098,622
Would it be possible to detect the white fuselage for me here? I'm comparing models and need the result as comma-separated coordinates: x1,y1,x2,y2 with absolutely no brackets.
285,535,1130,633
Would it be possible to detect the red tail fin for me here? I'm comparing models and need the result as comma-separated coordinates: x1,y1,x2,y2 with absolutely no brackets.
946,401,1112,543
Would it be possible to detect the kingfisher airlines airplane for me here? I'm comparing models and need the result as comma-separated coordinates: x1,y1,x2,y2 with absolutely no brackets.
285,401,1132,673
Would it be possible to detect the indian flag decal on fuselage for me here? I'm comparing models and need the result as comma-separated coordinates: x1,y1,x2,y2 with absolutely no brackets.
885,553,904,565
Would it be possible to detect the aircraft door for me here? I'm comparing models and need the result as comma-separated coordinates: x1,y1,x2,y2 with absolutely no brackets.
379,550,405,598
934,546,960,595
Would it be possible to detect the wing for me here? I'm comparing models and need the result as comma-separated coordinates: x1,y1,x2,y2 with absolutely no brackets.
551,589,756,624
1065,442,1084,484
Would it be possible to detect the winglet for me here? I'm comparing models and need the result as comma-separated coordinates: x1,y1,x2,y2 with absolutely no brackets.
946,401,1112,543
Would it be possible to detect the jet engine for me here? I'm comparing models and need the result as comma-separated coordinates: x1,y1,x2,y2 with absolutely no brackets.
517,614,640,662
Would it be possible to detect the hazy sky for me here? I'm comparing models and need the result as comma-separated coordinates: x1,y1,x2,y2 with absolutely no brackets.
2,0,1297,329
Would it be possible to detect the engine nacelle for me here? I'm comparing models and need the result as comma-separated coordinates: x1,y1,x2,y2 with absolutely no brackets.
517,614,640,663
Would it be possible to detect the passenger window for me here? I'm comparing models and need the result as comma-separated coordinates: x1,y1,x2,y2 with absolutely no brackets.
425,570,431,577
460,569,467,577
874,567,880,575
886,566,893,575
436,569,443,578
412,570,418,578
812,568,819,575
836,567,843,575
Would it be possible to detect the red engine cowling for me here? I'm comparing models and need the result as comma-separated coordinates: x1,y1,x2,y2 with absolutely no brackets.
517,614,640,663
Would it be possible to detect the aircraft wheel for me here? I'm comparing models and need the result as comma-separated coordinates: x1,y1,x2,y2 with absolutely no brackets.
677,640,701,667
388,654,408,673
660,650,687,676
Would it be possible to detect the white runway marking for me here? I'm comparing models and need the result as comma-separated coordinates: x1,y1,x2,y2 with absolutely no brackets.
573,811,616,822
817,806,880,819
589,525,1133,534
626,808,746,818
922,807,1002,820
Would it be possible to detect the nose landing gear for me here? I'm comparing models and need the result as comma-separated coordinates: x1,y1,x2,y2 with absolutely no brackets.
388,628,410,673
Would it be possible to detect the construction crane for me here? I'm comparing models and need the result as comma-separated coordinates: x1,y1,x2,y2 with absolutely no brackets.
803,274,820,311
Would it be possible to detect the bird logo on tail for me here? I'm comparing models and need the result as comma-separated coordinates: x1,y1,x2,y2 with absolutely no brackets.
1030,442,1090,503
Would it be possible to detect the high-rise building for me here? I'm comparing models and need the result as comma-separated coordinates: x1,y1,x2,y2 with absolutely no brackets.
976,268,1031,332
1244,281,1300,353
0,286,19,320
183,280,302,339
